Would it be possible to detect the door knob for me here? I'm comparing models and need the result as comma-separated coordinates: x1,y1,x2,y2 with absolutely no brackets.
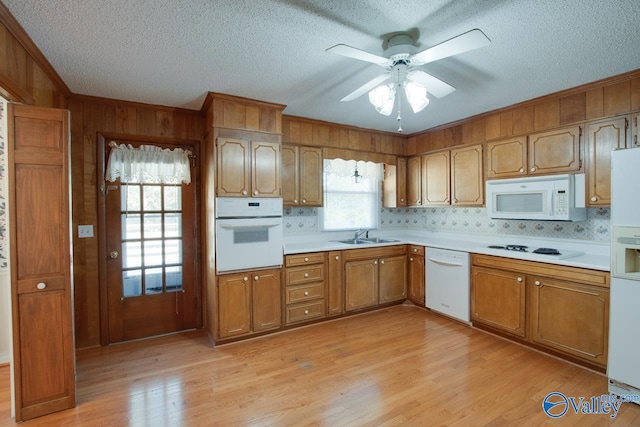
109,251,119,259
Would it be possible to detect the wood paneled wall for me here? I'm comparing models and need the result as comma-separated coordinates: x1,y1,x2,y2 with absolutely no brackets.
407,70,640,155
282,115,405,164
69,95,204,348
202,92,285,135
0,2,69,107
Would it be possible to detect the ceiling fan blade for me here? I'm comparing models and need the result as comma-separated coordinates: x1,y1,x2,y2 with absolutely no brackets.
410,29,490,65
326,44,391,66
407,70,455,98
341,74,390,101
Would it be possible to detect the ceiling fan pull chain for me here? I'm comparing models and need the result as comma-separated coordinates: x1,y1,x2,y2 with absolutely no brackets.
397,92,403,133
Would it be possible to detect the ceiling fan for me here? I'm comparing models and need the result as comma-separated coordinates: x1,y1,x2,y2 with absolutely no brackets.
326,29,490,131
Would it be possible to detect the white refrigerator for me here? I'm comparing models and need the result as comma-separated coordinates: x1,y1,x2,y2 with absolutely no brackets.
608,147,640,400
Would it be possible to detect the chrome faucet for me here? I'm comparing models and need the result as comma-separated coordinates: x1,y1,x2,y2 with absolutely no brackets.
354,229,369,240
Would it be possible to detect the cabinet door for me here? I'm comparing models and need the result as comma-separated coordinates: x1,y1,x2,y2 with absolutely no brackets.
217,273,252,339
299,146,323,206
327,251,344,316
9,105,75,421
407,155,422,206
423,151,450,205
633,114,639,147
382,163,398,208
451,145,483,206
252,269,282,332
345,259,379,311
471,267,526,337
408,255,425,306
379,255,407,303
217,138,250,196
251,141,281,197
528,126,581,175
586,118,627,206
281,144,299,206
485,136,527,179
396,157,407,207
530,277,609,366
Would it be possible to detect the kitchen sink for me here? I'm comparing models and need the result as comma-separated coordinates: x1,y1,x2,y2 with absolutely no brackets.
334,239,373,245
362,237,399,243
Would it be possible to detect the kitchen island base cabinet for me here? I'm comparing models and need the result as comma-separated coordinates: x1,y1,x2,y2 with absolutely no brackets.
471,267,526,338
217,269,281,340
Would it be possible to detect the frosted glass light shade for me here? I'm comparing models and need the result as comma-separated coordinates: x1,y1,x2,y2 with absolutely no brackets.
368,84,395,116
404,81,430,113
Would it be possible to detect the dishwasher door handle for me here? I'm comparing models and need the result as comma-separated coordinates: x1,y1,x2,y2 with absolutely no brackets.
427,257,465,267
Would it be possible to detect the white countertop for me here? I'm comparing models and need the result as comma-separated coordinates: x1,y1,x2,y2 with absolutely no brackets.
283,230,610,271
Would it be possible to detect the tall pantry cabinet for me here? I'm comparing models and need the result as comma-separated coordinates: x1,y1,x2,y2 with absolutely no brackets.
8,104,75,421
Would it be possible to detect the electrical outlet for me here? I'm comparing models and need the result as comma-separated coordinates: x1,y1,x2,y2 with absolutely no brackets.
78,225,94,238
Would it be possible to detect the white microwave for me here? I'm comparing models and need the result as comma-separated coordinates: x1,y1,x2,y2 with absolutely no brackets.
486,174,586,221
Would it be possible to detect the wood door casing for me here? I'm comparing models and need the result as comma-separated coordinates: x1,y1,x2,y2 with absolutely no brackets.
471,266,526,337
586,117,627,205
9,105,75,421
528,126,581,175
378,255,407,303
451,145,483,206
485,136,527,179
216,138,250,196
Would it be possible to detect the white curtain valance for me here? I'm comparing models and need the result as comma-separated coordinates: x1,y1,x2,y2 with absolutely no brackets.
105,143,192,184
323,158,383,180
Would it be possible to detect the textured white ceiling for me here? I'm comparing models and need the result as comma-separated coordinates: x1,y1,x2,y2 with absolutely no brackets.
3,0,640,134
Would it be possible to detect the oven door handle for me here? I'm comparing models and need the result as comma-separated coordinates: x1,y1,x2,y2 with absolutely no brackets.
218,223,280,230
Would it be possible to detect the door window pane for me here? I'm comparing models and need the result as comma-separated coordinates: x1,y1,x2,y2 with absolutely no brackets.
123,270,142,297
144,240,163,266
164,186,181,210
122,214,141,240
143,185,162,211
164,239,182,264
143,213,162,238
166,266,182,292
123,242,142,268
145,268,163,294
164,213,182,238
122,185,141,211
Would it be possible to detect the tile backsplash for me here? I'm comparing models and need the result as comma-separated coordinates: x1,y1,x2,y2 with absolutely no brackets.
284,206,610,241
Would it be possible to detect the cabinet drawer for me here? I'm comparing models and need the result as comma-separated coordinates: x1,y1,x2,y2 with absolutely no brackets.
285,282,325,304
286,264,325,285
286,300,325,324
285,252,325,267
408,245,425,256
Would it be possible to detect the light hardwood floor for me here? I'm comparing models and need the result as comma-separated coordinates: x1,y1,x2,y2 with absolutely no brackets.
1,304,639,426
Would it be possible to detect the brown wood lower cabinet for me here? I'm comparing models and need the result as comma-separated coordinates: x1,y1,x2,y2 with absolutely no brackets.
327,251,344,317
408,246,425,306
217,269,281,340
471,254,610,369
284,253,326,325
379,255,407,303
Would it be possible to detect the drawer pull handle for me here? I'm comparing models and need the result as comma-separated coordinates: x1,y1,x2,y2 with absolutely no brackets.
304,291,309,296
410,257,414,261
304,257,309,262
243,276,248,282
36,282,47,290
254,276,259,281
335,255,339,260
304,310,309,315
304,273,309,278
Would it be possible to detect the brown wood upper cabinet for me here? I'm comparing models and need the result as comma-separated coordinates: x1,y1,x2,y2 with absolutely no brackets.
486,126,581,179
383,157,407,208
423,151,450,205
282,144,323,207
406,155,422,206
586,117,628,206
216,137,281,197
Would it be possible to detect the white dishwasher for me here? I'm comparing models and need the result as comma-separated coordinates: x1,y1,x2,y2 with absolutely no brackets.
425,248,470,323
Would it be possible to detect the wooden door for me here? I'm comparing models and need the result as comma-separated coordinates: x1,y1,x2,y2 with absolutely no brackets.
586,117,627,205
252,269,282,332
406,155,422,206
485,136,527,179
281,144,299,206
299,146,323,206
528,126,581,175
530,277,609,366
396,156,407,207
378,255,407,303
423,151,450,205
327,251,344,316
251,141,281,197
408,250,425,306
8,104,75,421
217,273,252,339
471,267,526,337
217,137,250,196
451,145,483,206
106,175,197,343
345,259,378,311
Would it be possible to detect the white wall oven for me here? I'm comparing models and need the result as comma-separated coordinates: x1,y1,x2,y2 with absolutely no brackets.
215,198,283,273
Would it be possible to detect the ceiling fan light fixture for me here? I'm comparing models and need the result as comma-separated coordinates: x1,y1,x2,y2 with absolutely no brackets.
368,84,395,116
404,80,430,113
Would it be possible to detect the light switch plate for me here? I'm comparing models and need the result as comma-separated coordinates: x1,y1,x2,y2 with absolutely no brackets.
78,225,94,238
